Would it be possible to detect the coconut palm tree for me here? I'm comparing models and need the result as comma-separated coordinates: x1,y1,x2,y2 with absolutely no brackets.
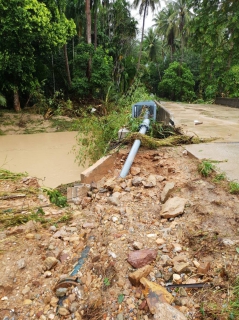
153,3,177,61
143,28,160,62
168,0,193,60
133,0,161,70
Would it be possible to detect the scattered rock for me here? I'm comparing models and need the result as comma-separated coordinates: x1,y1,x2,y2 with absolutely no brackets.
23,299,32,305
143,174,157,188
130,167,141,175
44,257,58,270
117,313,124,320
132,177,143,186
160,197,188,219
140,277,174,305
55,287,68,297
76,184,91,197
104,178,117,190
160,255,172,266
197,261,210,275
173,274,182,284
58,307,70,316
25,233,34,239
53,227,68,238
193,260,200,268
128,249,157,268
44,271,52,278
81,197,91,208
173,243,182,253
160,182,175,203
156,175,166,182
82,222,95,229
221,238,235,246
156,238,165,245
129,265,153,286
132,241,143,250
108,194,120,206
173,262,189,274
50,297,59,307
17,258,26,269
153,302,187,320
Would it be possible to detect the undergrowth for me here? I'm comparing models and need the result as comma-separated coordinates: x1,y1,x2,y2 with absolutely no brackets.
228,277,239,319
198,160,215,177
74,83,154,166
0,207,72,228
0,169,27,180
229,181,239,194
197,160,239,197
42,188,68,207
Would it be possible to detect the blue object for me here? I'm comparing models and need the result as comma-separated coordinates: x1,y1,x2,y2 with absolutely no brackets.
132,100,157,120
70,246,90,276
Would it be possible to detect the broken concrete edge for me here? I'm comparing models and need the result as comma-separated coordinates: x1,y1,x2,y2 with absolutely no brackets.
67,152,119,202
80,152,118,184
154,100,174,126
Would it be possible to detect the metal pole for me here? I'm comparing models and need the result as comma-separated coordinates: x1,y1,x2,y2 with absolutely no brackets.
120,111,150,178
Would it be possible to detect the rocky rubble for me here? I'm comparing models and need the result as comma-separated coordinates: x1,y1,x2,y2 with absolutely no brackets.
1,148,239,319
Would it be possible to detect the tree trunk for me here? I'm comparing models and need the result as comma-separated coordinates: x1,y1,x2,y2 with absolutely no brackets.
137,1,148,71
13,89,21,112
85,0,92,81
94,10,98,48
86,0,92,45
63,44,71,87
52,54,55,93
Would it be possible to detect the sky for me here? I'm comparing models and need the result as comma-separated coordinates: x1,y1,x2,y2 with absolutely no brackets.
130,0,166,33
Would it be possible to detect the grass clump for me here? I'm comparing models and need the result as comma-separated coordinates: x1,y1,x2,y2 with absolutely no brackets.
50,118,80,131
198,160,215,177
229,181,239,194
0,207,72,228
213,173,226,183
227,277,239,319
0,169,27,180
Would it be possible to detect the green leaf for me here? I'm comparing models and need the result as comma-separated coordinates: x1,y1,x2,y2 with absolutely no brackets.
236,248,239,254
118,293,124,304
103,277,110,286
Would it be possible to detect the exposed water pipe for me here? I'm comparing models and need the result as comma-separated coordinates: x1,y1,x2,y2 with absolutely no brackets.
120,109,150,178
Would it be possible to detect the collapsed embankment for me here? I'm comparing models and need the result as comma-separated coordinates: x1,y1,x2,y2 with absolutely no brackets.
1,147,239,320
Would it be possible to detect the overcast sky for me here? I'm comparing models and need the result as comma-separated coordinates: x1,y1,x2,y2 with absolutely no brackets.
130,0,166,32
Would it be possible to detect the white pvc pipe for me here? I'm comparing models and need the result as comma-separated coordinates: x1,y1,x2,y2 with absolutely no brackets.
120,112,150,178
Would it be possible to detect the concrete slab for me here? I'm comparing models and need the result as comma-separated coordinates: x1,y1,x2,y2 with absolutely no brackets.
80,153,117,184
162,102,239,142
186,142,239,182
162,101,239,182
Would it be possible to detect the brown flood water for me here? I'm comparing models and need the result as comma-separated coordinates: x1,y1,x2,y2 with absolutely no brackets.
0,132,88,188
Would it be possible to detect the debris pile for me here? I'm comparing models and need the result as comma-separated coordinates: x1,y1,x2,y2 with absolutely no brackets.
0,148,239,319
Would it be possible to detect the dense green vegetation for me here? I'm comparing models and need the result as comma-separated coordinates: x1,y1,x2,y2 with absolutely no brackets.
1,0,239,114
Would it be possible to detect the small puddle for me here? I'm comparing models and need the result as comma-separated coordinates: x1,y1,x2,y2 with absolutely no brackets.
0,132,88,188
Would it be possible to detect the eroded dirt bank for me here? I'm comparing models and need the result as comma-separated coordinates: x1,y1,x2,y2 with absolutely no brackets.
0,147,239,320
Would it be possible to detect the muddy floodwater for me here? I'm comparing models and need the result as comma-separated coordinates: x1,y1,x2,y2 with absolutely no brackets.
0,132,88,188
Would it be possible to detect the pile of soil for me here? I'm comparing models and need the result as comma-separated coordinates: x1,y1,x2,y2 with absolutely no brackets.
0,147,239,320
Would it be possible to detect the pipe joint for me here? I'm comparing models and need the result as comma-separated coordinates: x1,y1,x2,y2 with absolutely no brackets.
139,123,149,132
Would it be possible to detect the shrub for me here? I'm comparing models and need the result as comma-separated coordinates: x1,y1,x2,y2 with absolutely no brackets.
158,62,195,102
222,65,239,98
204,84,218,100
74,82,153,165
